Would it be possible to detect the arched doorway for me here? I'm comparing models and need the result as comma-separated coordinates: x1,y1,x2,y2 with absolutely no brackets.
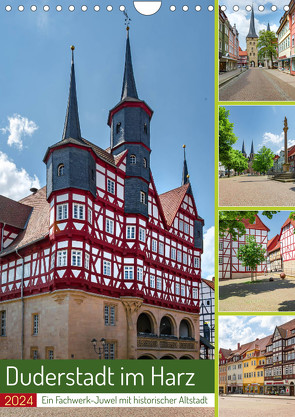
179,319,193,338
160,316,174,336
290,382,294,396
251,61,255,67
137,313,154,335
138,355,155,360
180,355,193,360
160,355,176,360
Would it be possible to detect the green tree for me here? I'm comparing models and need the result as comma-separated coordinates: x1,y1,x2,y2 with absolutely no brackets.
231,149,249,175
219,211,278,241
237,236,266,282
258,30,278,68
252,146,275,174
219,107,238,171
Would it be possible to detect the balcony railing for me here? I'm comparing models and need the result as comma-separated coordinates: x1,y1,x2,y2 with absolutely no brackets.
137,334,197,351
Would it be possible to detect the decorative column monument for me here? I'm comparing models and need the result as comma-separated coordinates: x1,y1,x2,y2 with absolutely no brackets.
283,117,290,172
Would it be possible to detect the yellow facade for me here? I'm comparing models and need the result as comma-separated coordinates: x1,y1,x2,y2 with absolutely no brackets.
242,349,265,394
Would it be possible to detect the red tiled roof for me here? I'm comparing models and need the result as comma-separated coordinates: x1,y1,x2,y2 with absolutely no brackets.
242,214,270,232
281,216,295,232
239,51,248,56
219,348,232,358
202,278,215,290
288,145,295,157
159,183,190,226
0,195,33,229
267,234,280,252
0,187,50,256
277,318,295,338
274,155,279,160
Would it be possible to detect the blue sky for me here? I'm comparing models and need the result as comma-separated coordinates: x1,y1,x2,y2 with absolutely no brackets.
257,211,293,240
0,6,215,277
224,106,295,158
221,1,287,49
219,315,295,350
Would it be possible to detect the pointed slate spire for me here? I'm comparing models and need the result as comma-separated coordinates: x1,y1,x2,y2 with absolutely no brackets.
250,140,254,155
267,22,270,31
121,27,139,101
182,145,189,185
247,6,258,38
62,46,82,141
242,140,246,155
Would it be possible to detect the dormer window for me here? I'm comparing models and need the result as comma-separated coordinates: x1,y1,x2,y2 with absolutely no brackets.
143,158,147,168
140,191,146,205
144,123,148,134
130,154,136,164
116,122,121,134
57,164,64,176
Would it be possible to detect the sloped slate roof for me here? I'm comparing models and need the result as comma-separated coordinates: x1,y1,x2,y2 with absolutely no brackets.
0,195,33,230
0,187,50,256
158,183,190,227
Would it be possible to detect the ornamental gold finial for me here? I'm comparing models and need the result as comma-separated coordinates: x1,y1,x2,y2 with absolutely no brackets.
187,174,190,179
183,144,186,148
71,45,75,51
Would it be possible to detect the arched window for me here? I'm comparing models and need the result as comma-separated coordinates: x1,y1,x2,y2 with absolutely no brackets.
130,154,136,164
116,122,121,134
144,123,148,134
137,313,154,334
143,158,147,168
160,316,173,336
179,319,192,338
57,164,64,176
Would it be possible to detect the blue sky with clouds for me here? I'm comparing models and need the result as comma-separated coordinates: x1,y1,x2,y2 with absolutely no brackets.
221,1,287,50
219,315,295,350
224,106,295,158
0,6,215,278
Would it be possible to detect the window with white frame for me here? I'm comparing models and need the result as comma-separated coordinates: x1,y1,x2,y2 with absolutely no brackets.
85,253,90,270
73,203,85,220
57,250,67,267
57,163,64,176
175,283,180,295
88,208,92,223
103,260,111,276
194,257,200,269
140,191,146,204
192,288,198,299
33,314,39,335
104,305,116,326
137,267,143,281
156,277,162,290
71,250,82,267
183,253,187,265
181,285,185,297
184,223,189,234
179,220,184,232
50,254,55,270
130,155,136,164
57,203,68,220
177,250,182,263
219,242,223,251
171,247,176,260
159,242,164,255
104,343,115,360
152,239,157,252
124,266,134,280
219,256,223,265
1,311,6,336
139,227,146,243
107,179,115,194
150,275,155,288
126,226,135,239
106,219,114,234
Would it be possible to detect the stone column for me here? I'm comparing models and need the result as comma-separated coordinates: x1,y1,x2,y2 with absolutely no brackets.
283,117,290,172
121,297,143,359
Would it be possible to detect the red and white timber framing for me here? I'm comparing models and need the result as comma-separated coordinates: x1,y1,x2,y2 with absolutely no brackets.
279,218,295,272
0,150,201,313
219,215,269,279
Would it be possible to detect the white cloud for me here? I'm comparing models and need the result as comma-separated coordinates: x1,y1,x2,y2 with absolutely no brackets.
202,226,214,280
0,151,40,200
276,139,295,154
219,316,268,350
1,114,38,150
248,316,294,330
262,131,284,145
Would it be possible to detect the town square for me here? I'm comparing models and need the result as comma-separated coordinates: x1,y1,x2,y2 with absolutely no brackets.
219,2,295,101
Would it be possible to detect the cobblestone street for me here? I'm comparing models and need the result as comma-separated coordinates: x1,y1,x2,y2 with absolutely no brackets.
219,395,295,417
219,175,295,206
219,68,295,101
219,274,295,312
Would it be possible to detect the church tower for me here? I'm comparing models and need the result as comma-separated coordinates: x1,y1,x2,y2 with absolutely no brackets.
246,7,259,67
241,141,247,158
249,140,255,161
108,28,153,218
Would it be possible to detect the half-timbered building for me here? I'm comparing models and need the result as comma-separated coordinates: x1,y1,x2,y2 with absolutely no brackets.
200,278,215,359
279,217,295,275
0,31,204,360
219,214,269,279
267,234,282,272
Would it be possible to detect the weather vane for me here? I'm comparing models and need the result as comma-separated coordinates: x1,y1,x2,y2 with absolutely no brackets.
122,9,131,28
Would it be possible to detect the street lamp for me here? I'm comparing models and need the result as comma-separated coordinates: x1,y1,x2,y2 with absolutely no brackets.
91,337,106,359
